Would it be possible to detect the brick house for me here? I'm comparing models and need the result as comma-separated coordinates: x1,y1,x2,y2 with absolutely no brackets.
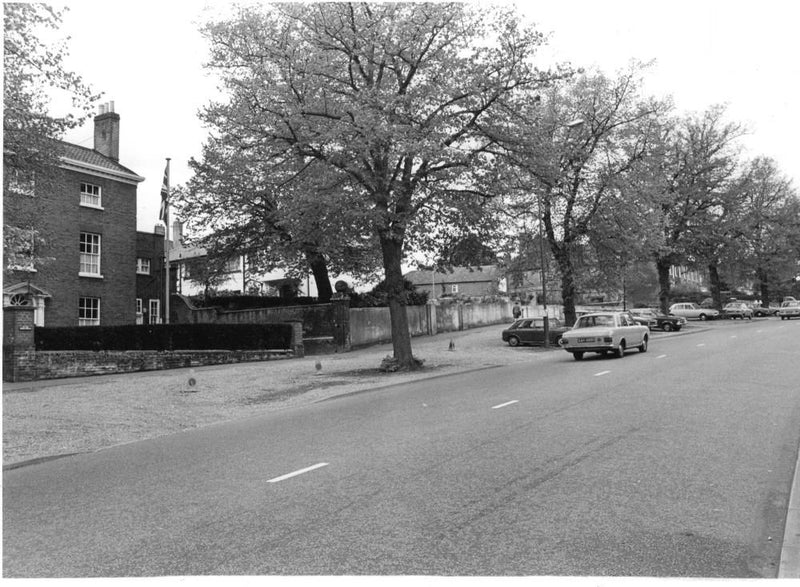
3,103,147,327
136,228,167,324
404,265,505,298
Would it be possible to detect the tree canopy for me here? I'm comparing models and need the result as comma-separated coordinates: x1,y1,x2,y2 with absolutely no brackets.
3,3,99,280
188,2,565,367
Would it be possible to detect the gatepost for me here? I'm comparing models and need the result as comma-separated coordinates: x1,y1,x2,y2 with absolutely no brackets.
331,283,352,353
427,298,438,336
3,306,36,382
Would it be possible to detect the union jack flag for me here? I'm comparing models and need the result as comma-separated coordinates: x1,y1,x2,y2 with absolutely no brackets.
158,162,169,223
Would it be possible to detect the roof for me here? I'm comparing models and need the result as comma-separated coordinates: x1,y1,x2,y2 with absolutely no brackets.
58,141,144,185
405,265,500,285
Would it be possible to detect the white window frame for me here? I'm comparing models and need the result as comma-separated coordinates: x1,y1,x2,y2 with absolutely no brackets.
148,299,161,324
136,257,151,275
80,182,102,208
450,284,459,294
79,232,102,277
78,297,100,326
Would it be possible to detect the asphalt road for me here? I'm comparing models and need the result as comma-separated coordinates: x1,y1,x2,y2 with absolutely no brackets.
4,319,800,577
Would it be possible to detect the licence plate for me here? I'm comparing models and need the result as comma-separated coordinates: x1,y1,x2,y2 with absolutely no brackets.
577,337,594,343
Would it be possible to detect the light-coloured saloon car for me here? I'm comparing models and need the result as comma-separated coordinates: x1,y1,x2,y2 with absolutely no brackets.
777,300,800,320
668,302,720,321
559,311,650,361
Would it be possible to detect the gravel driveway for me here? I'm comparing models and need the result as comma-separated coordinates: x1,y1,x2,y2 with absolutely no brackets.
4,324,548,467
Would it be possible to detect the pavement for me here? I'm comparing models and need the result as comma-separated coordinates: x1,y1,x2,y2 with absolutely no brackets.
3,320,799,577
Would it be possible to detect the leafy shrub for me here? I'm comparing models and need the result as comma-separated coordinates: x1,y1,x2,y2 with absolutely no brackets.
349,279,428,307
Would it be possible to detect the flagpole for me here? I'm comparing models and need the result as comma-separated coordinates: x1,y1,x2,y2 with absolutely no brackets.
163,158,171,325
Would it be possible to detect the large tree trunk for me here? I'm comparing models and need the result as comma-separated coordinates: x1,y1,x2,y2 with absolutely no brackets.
380,234,418,370
708,262,722,309
553,248,578,326
757,267,770,305
304,249,333,302
655,256,672,314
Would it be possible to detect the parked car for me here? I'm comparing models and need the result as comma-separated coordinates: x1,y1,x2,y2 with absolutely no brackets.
668,302,719,321
502,318,570,347
777,301,800,320
629,308,686,332
558,311,649,361
625,310,657,329
751,305,779,317
721,302,753,320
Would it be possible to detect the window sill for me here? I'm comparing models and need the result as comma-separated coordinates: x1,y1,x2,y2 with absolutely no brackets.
80,203,104,210
78,272,104,279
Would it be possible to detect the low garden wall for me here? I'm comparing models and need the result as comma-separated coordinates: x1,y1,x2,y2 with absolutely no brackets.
3,307,304,382
6,348,296,382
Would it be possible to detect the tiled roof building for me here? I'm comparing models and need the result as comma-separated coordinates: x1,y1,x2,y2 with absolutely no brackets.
3,103,148,327
405,265,504,298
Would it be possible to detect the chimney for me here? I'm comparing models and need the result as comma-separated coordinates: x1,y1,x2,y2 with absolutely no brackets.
172,221,184,246
94,101,120,161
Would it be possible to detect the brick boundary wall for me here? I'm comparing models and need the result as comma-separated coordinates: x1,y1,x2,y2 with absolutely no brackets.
3,308,305,382
5,348,297,382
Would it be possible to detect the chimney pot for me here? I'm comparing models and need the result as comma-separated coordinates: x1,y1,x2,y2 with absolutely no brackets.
93,106,120,161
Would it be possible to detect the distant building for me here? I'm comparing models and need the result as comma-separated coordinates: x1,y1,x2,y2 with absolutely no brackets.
168,221,353,299
405,265,504,298
669,265,707,289
3,103,148,326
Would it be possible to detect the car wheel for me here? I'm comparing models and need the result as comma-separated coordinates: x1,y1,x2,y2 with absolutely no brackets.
699,314,707,321
662,322,673,332
508,336,520,347
613,341,625,358
638,336,648,353
573,351,584,361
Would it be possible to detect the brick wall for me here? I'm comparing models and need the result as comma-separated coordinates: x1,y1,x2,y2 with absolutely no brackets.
3,306,305,382
6,348,297,382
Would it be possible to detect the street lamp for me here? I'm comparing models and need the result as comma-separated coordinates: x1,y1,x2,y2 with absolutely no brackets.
536,191,551,347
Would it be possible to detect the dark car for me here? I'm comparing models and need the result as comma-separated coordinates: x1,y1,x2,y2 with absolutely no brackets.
722,302,753,320
502,318,570,347
625,310,657,329
629,308,686,332
751,305,778,317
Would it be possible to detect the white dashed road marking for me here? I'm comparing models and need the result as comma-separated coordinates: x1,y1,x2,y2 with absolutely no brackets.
697,343,706,347
657,354,667,359
492,400,519,409
594,370,611,377
268,463,329,483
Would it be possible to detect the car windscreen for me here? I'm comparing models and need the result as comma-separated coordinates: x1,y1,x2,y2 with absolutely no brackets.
575,314,614,328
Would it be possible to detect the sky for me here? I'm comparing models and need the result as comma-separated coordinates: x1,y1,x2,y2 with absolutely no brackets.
51,0,800,232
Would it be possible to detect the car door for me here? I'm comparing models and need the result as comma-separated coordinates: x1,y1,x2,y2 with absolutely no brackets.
620,313,643,345
518,320,537,344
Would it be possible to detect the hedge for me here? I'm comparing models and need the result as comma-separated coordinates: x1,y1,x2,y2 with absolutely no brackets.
35,323,293,351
